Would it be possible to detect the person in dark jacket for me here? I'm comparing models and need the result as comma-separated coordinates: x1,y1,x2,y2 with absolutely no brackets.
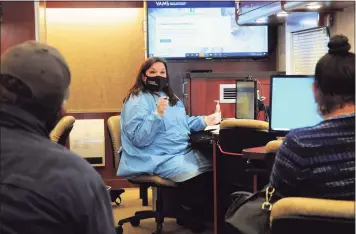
0,41,116,234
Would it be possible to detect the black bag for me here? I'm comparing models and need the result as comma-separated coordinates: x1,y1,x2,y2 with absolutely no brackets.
225,187,282,234
189,130,214,152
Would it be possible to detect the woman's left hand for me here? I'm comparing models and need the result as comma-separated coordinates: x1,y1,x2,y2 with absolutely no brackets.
204,113,218,126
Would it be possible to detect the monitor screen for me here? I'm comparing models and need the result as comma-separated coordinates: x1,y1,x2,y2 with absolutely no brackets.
235,80,256,119
269,75,323,133
147,1,269,59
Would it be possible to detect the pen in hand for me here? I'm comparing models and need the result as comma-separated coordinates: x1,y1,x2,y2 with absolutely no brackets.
156,96,169,116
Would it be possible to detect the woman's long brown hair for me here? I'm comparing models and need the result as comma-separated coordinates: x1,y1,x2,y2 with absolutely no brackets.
123,57,178,106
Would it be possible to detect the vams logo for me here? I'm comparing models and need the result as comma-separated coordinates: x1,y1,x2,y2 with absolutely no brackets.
156,1,169,6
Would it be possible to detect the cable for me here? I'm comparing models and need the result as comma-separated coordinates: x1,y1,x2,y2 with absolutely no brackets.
264,104,270,122
256,79,263,98
257,99,269,122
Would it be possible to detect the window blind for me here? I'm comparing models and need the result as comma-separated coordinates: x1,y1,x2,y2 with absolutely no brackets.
291,27,330,75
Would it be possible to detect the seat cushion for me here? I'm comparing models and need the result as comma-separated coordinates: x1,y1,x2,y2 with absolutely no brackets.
271,197,355,221
265,140,283,153
221,119,269,130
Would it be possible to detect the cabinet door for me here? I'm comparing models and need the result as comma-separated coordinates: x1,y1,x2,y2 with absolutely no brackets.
190,78,237,118
189,78,271,120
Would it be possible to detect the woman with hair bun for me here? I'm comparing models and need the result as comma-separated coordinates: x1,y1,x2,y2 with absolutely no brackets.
268,35,355,200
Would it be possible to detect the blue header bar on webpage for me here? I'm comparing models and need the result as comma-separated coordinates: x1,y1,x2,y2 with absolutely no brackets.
147,1,235,9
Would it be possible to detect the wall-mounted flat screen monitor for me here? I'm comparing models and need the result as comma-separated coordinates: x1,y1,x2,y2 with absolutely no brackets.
147,1,269,60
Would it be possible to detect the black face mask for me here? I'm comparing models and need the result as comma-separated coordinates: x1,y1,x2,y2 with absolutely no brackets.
144,75,167,91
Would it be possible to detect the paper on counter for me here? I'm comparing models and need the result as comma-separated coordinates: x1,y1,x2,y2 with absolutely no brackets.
205,124,220,131
69,119,105,166
211,129,220,135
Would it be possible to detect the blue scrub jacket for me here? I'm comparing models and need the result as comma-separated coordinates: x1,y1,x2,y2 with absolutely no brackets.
117,91,213,182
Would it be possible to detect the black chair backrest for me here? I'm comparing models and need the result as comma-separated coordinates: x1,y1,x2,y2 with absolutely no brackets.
57,124,73,146
218,127,277,193
219,128,276,153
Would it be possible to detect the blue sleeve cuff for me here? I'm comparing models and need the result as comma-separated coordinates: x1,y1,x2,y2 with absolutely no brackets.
201,116,207,127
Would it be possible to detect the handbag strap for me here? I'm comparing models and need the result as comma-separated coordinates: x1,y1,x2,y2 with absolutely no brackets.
261,187,275,211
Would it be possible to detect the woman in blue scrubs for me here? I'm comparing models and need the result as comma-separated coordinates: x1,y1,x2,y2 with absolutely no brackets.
118,57,217,228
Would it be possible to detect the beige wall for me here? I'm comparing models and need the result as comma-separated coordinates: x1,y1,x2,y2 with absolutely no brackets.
331,5,355,53
39,7,145,113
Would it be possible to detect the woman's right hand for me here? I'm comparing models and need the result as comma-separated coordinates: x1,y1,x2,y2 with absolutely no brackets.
156,96,169,116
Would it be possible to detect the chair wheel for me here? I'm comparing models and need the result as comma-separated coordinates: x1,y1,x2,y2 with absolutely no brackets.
130,217,140,227
115,196,122,205
176,218,185,226
152,222,162,234
116,226,123,234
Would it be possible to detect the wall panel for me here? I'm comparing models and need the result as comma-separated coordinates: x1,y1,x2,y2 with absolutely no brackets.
40,6,145,113
38,2,145,187
189,77,271,120
168,55,277,101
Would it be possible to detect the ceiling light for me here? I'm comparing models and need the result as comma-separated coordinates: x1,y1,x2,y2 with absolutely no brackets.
306,4,321,9
301,19,317,26
277,11,289,17
255,17,267,23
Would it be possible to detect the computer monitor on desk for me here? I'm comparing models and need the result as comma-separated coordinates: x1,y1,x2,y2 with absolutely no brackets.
235,79,257,119
269,75,323,136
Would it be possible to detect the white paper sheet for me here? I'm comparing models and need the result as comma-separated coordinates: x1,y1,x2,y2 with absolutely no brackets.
69,119,105,166
205,124,220,131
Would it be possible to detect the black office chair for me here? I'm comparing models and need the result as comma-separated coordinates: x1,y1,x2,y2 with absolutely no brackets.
107,116,179,234
217,119,277,232
219,119,276,155
218,119,277,191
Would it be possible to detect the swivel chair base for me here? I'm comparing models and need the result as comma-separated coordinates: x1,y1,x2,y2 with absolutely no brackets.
108,187,125,205
117,185,166,234
116,210,206,234
115,185,206,234
116,210,166,234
